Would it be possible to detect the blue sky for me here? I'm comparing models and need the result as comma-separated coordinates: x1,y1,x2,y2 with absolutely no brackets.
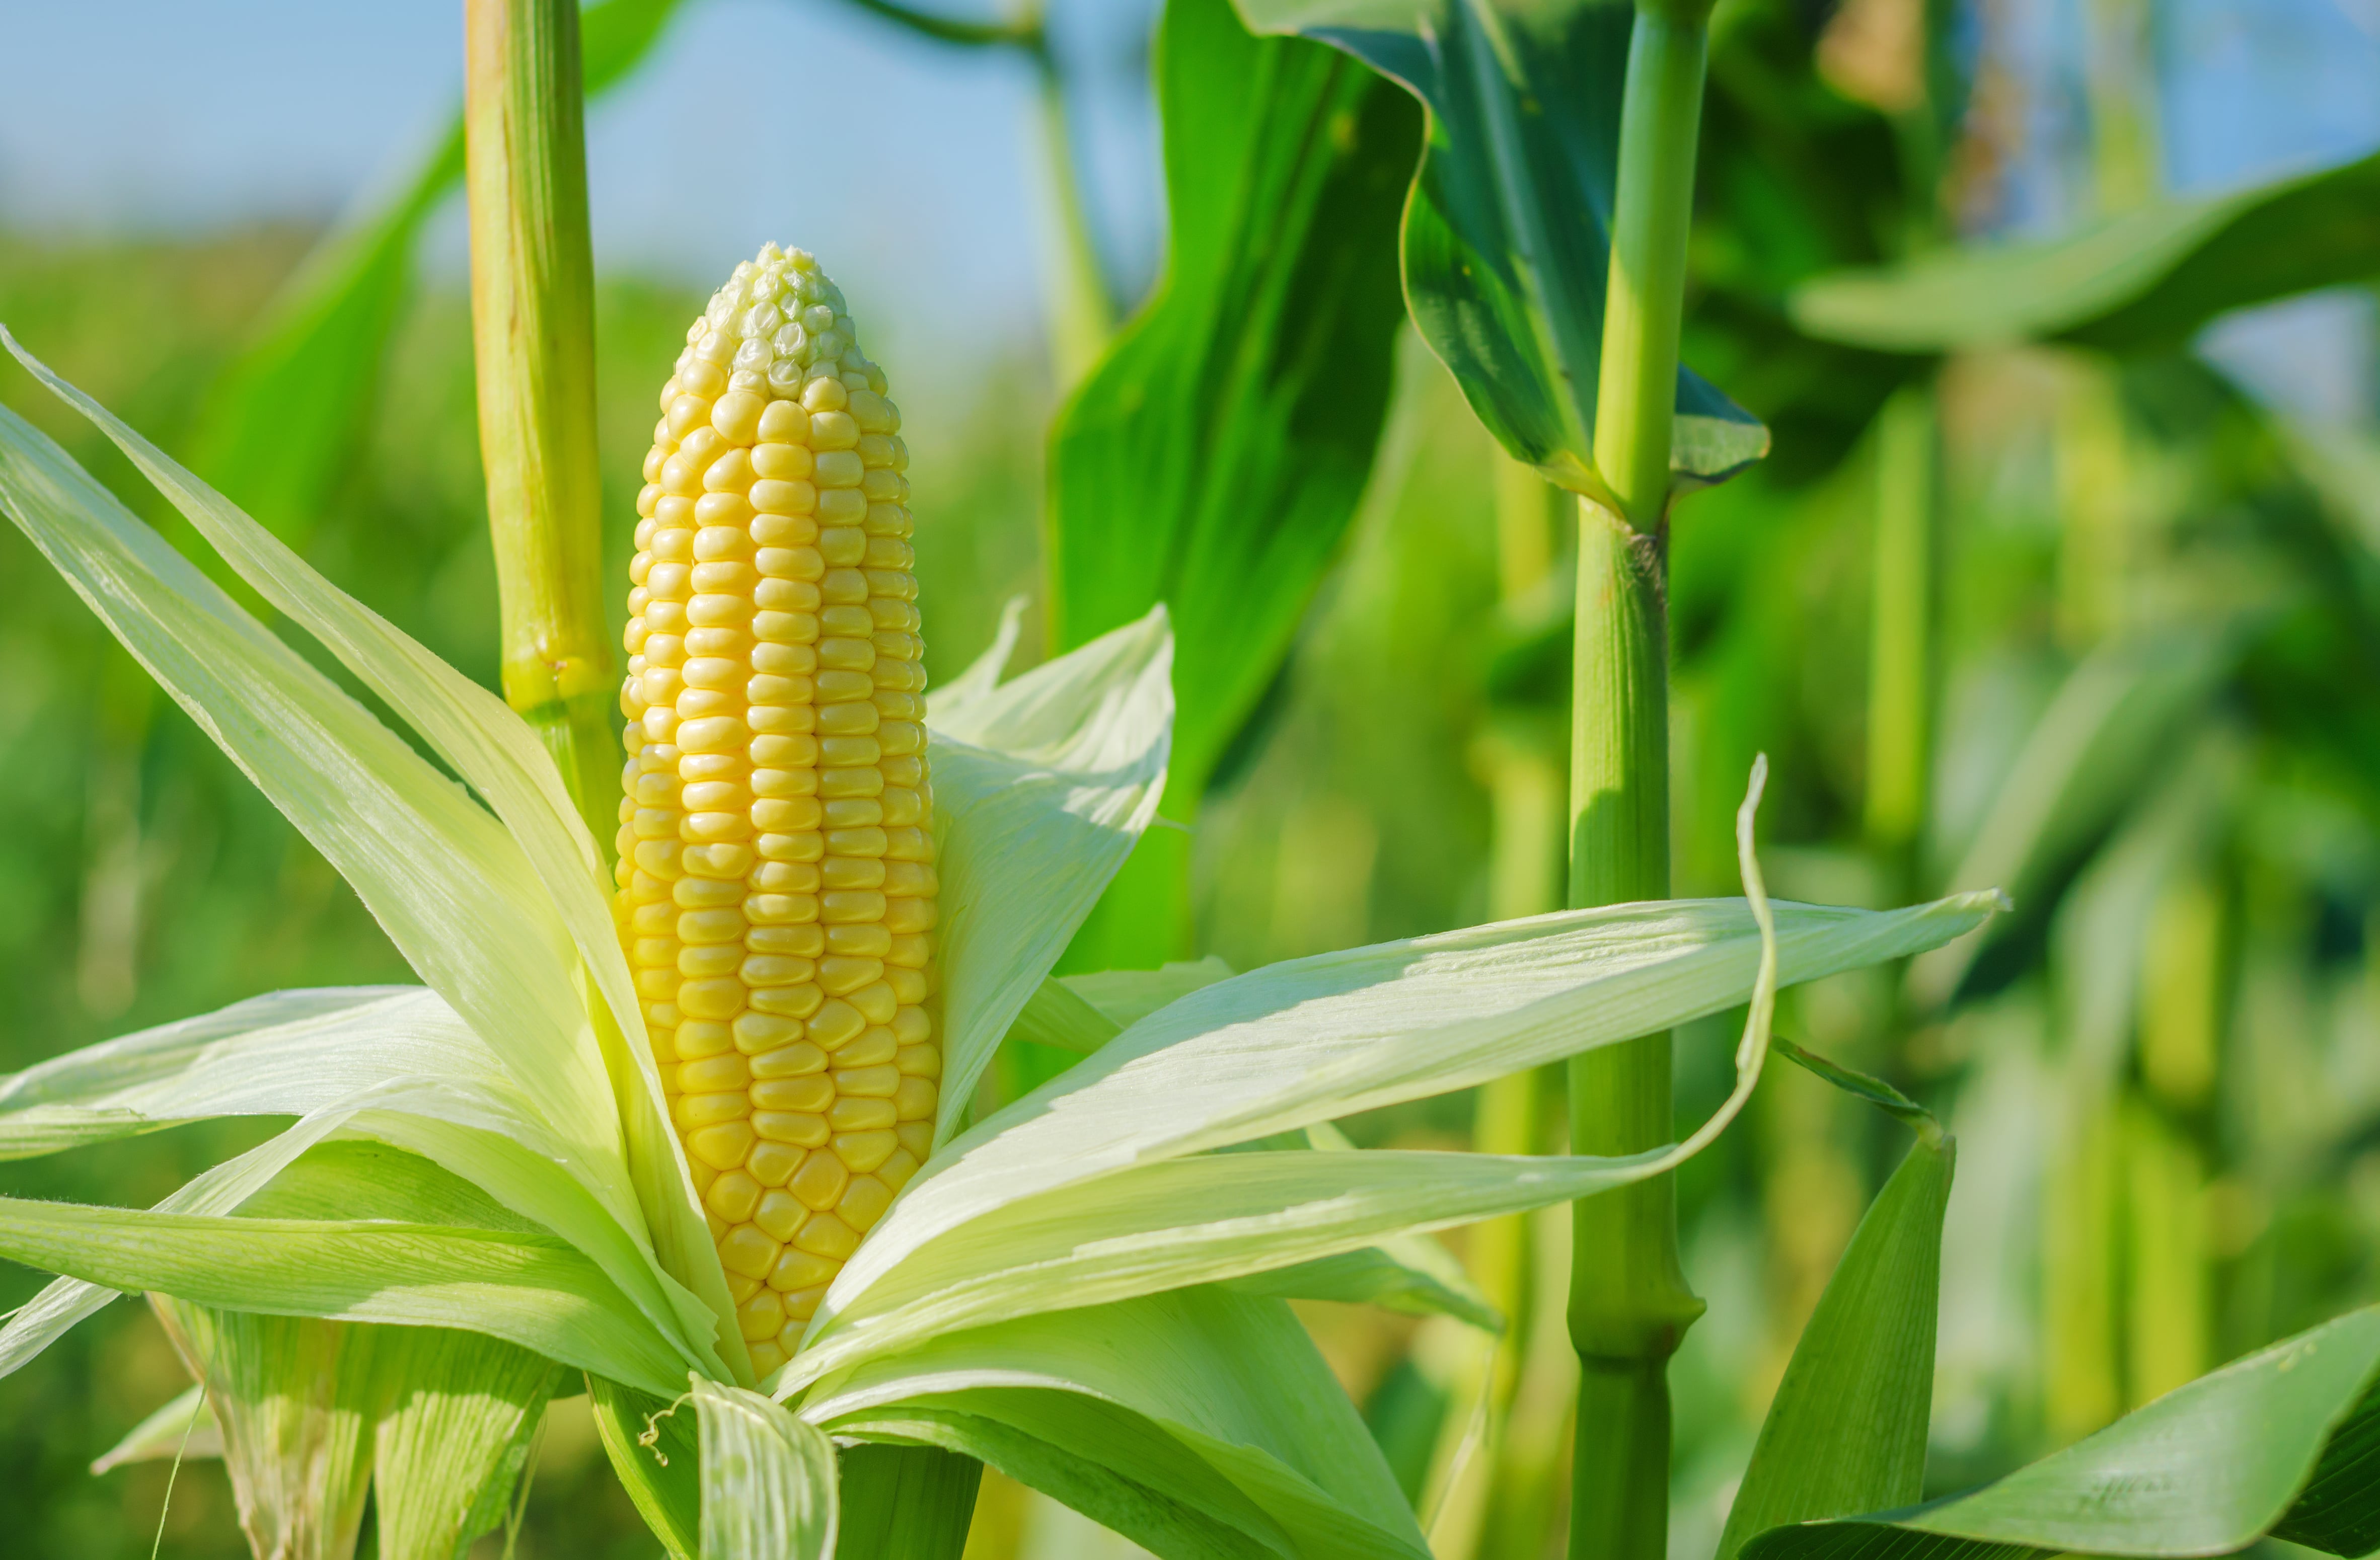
0,0,1165,365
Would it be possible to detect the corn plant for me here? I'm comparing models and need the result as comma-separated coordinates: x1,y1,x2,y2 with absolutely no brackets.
7,1,2378,1557
0,303,1991,1553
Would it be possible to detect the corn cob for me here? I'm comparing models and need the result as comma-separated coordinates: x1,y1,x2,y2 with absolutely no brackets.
613,245,936,1380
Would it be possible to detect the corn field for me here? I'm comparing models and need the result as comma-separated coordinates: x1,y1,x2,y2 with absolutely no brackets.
1,1,2377,1557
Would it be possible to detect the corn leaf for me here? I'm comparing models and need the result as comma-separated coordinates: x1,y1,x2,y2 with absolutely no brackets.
996,995,1501,1329
231,1129,716,1391
182,0,691,546
0,1096,398,1379
1218,1120,1497,1330
2,341,752,1383
805,889,1993,1382
838,1445,987,1559
796,775,1899,1382
1738,1306,2380,1560
151,1301,380,1560
369,1327,562,1560
800,1146,1650,1379
1065,959,1239,1028
691,1376,838,1560
809,1287,1428,1560
0,1193,684,1396
1238,0,1769,496
926,608,1175,1144
1912,631,2225,1008
1789,151,2380,355
0,389,620,1177
1716,1128,1955,1560
91,1385,221,1474
0,335,750,1374
0,986,417,1158
1005,961,1239,1057
1046,0,1420,839
590,1375,702,1560
0,983,724,1383
1220,1243,1499,1331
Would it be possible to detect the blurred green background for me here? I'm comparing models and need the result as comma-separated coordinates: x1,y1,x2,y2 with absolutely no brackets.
4,0,2379,1555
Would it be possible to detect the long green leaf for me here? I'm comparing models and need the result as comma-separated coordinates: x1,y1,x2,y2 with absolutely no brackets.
1004,961,1237,1056
239,1133,712,1398
3,338,759,1381
182,0,691,545
999,990,1502,1329
0,1092,403,1378
1790,151,2380,354
790,768,1869,1380
1239,0,1769,495
810,890,1993,1383
371,1327,562,1560
1,332,749,1376
801,1146,1654,1381
0,986,722,1387
0,1194,683,1396
1223,1122,1497,1330
0,986,418,1158
0,388,619,1174
1717,1129,1955,1560
692,1377,838,1560
91,1385,221,1474
1738,1306,2380,1560
1911,631,2225,1008
590,1375,702,1560
926,607,1175,1144
809,1288,1428,1560
1046,0,1420,965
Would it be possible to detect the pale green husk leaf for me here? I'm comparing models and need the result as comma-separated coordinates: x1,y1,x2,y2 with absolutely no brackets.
1,330,748,1383
92,1384,220,1474
925,605,1174,1144
693,1377,838,1560
795,888,1992,1386
151,1301,379,1560
809,1287,1427,1560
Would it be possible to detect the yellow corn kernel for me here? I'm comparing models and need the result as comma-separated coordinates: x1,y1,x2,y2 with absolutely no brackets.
615,245,936,1367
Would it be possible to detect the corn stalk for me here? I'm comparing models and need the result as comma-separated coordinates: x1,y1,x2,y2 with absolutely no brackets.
463,0,615,850
1565,4,1715,1555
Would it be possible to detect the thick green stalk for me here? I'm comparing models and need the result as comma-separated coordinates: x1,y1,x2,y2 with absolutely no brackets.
1589,8,1709,533
1864,384,1938,872
1568,8,1713,1559
1566,504,1700,1560
463,0,616,851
